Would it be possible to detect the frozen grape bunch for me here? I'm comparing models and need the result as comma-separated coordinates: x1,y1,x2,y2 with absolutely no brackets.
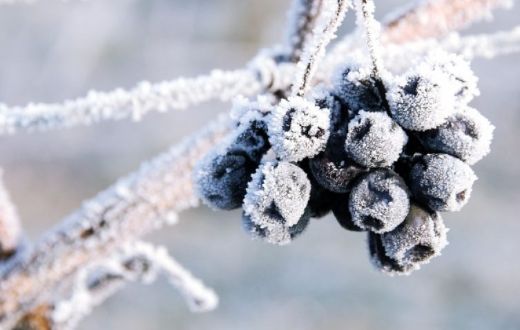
195,0,495,276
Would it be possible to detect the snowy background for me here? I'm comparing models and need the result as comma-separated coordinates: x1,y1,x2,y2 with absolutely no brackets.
0,1,519,329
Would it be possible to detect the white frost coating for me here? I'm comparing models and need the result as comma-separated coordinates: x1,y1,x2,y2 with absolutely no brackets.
345,111,408,168
229,95,275,127
419,106,495,165
243,161,311,228
381,204,448,270
387,68,457,131
332,56,391,113
354,0,386,78
0,67,269,135
349,170,410,234
53,242,217,329
419,50,480,103
411,154,477,212
0,170,22,255
284,0,325,61
269,96,330,162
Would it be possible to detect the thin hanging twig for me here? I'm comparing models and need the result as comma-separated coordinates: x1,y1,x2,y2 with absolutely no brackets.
292,0,350,97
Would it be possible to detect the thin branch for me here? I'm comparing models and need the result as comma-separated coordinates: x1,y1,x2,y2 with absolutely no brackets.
323,0,512,75
382,0,512,44
50,241,217,330
0,170,23,263
0,115,230,329
292,0,350,97
0,67,279,136
445,26,520,59
285,0,326,62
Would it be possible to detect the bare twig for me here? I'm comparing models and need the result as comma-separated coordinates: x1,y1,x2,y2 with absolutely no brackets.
0,115,230,329
285,0,326,62
293,0,350,97
49,241,217,330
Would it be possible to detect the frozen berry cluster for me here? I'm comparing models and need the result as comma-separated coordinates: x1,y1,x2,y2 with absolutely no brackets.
195,52,494,275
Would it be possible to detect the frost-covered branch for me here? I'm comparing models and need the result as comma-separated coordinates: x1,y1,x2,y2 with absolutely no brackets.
293,0,350,96
0,66,289,136
49,241,217,330
445,26,520,59
0,170,23,263
382,0,512,44
285,0,325,62
0,116,230,329
323,0,512,77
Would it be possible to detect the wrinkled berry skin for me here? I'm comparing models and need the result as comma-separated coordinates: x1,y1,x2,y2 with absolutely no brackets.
410,154,476,212
349,169,410,233
309,151,367,193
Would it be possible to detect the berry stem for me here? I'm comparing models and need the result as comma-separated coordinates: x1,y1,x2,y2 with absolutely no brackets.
285,0,326,63
292,0,350,97
355,0,391,112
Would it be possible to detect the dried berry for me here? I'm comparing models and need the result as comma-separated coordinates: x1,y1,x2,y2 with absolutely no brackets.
417,107,494,165
349,169,410,233
345,111,408,168
410,154,477,212
269,96,330,162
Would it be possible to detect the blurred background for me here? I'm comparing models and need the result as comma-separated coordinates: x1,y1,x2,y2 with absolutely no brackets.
0,1,519,329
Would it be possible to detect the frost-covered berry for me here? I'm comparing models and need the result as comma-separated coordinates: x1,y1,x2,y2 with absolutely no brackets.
269,96,330,162
229,119,270,163
410,154,477,212
349,169,410,233
331,195,364,232
243,161,311,228
368,232,415,275
242,211,310,246
334,64,385,113
195,151,255,210
309,150,367,193
423,51,479,103
417,107,494,165
387,72,456,131
381,204,448,269
345,111,408,168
